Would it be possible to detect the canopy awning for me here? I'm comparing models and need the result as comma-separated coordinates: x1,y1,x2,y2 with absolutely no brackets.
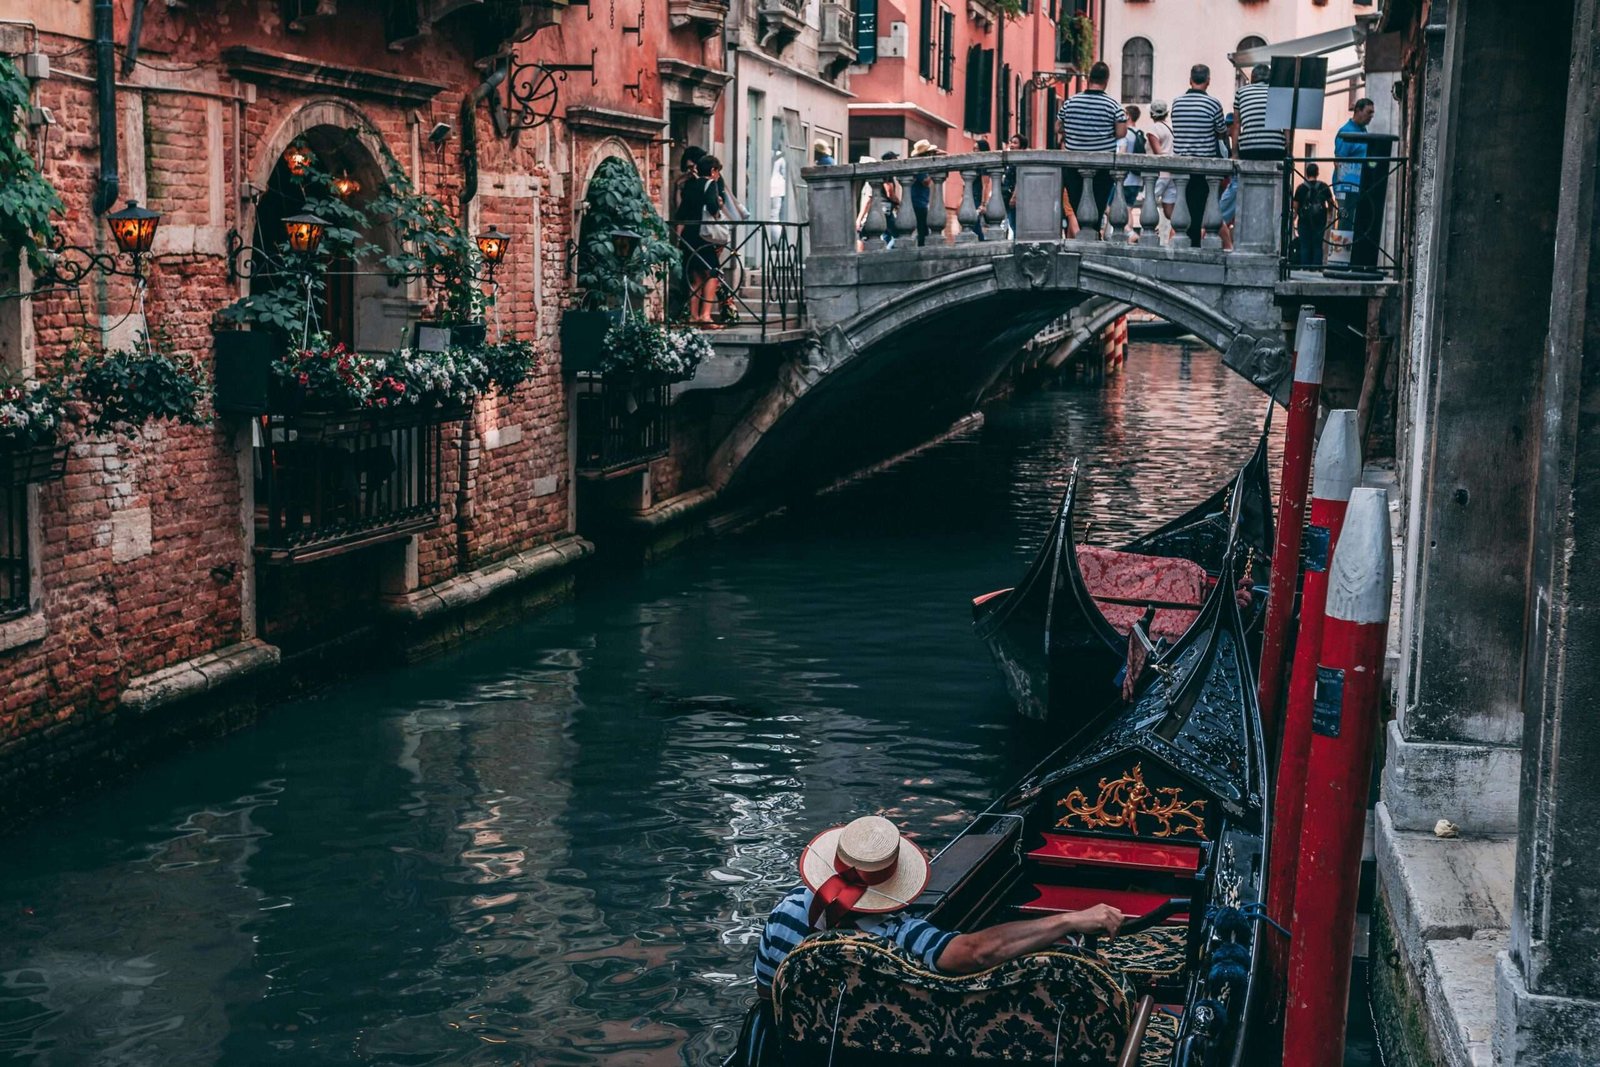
1231,24,1362,90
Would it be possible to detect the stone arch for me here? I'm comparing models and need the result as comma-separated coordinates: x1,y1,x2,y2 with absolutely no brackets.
573,137,650,237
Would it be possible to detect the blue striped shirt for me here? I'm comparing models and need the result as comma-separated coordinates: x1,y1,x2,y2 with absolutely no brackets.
753,885,957,988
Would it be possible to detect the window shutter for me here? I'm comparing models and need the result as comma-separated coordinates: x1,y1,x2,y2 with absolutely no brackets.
939,9,956,90
999,62,1011,139
856,0,878,63
919,0,934,79
1046,87,1059,148
963,44,981,129
978,49,995,132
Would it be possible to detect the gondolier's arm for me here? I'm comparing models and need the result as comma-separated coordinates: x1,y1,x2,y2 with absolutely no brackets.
936,904,1124,974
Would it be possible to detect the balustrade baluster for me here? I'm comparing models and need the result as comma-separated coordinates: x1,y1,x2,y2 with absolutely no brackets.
1073,167,1100,242
1107,168,1129,243
861,181,887,253
1201,175,1224,249
1170,174,1194,248
984,166,1007,241
926,171,948,246
1140,172,1160,235
956,168,981,243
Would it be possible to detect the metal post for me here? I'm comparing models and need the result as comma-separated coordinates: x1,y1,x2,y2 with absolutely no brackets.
1265,408,1361,1023
1257,308,1324,747
1282,487,1393,1067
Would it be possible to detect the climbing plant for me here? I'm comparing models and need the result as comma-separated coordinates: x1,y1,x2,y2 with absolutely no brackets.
576,157,680,310
0,57,65,274
1059,16,1095,73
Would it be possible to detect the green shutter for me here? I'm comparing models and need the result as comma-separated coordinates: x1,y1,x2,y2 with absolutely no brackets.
856,0,878,64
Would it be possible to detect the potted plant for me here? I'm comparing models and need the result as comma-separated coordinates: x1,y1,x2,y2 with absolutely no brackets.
481,336,542,394
76,331,207,435
269,334,379,436
600,315,710,383
0,378,69,486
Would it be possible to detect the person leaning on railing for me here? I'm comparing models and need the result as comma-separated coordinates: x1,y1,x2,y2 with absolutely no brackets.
1056,60,1127,238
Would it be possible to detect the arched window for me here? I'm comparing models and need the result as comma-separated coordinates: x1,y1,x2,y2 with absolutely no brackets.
1121,38,1153,103
1236,36,1267,87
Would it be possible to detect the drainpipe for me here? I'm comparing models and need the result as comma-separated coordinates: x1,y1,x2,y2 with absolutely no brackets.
92,0,118,215
120,0,149,76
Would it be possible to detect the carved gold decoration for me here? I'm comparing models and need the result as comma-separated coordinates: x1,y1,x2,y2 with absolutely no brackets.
1055,763,1208,839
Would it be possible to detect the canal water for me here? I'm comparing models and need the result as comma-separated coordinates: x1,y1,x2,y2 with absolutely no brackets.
0,343,1350,1066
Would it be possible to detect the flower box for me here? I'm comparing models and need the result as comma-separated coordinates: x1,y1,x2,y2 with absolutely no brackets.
411,321,489,353
213,330,284,416
560,309,622,375
0,442,69,487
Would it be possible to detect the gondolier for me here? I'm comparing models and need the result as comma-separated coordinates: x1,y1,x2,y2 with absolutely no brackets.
735,815,1124,1065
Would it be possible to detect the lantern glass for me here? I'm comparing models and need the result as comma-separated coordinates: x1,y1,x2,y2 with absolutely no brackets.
283,144,314,177
476,226,510,266
332,172,361,199
609,228,642,263
106,200,161,256
283,213,330,255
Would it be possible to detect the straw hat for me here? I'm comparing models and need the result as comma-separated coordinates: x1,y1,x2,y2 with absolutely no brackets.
1149,100,1170,120
857,154,878,165
910,139,941,158
800,815,931,917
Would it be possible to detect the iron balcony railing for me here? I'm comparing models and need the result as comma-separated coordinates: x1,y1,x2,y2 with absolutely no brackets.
574,376,672,475
673,219,807,340
1278,153,1409,281
254,408,462,563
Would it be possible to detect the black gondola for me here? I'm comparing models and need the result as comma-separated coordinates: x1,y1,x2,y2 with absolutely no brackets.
770,466,1274,1067
971,432,1273,738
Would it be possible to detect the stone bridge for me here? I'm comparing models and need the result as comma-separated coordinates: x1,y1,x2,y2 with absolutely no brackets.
705,151,1295,493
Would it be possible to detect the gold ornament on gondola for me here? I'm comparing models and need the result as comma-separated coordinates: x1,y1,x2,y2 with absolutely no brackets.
1055,763,1208,839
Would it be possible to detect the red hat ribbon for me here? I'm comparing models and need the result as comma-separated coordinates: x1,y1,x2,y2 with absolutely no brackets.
807,853,898,929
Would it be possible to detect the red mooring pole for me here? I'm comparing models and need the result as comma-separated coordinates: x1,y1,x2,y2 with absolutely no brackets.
1257,309,1325,751
1281,487,1393,1067
1265,408,1362,1022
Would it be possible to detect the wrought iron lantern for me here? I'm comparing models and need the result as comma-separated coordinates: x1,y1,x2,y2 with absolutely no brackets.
37,200,163,286
609,228,642,264
331,171,361,199
283,213,329,255
476,226,511,276
106,200,161,257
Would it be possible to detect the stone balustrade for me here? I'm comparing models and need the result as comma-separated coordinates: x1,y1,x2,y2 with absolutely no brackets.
803,150,1282,257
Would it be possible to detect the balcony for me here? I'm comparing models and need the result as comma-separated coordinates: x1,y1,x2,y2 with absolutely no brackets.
667,0,728,37
758,0,807,55
574,376,672,476
254,408,462,563
819,0,858,79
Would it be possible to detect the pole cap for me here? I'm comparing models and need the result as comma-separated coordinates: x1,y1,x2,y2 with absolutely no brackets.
1312,409,1362,504
1326,487,1393,625
1294,316,1327,385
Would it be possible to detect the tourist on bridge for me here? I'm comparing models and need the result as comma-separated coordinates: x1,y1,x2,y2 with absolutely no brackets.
972,139,993,240
1294,162,1336,266
1147,99,1176,240
1233,62,1286,161
734,815,1125,1066
1117,104,1147,241
908,139,943,246
1056,60,1127,237
1003,134,1027,238
676,154,726,326
1168,63,1228,247
1334,97,1376,234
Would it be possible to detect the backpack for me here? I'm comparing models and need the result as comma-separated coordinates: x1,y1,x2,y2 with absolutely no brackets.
1130,127,1148,155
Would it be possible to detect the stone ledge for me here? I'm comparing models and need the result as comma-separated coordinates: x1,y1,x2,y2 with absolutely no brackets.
0,611,47,654
378,536,594,623
621,487,718,531
1428,933,1507,1066
1382,722,1522,833
120,639,282,714
1495,951,1600,1064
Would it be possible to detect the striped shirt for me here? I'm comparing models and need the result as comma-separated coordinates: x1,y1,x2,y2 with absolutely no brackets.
1057,89,1127,152
1233,82,1285,154
753,886,957,988
1169,88,1226,157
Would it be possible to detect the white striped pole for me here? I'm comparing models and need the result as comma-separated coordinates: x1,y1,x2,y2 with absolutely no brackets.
1283,487,1393,1067
1265,409,1362,1020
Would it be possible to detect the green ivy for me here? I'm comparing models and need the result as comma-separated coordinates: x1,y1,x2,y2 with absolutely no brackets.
0,58,65,274
1059,15,1095,73
577,157,680,310
73,330,208,435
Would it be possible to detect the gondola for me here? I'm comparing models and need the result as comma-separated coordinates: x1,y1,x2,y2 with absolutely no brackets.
971,432,1273,737
770,468,1273,1067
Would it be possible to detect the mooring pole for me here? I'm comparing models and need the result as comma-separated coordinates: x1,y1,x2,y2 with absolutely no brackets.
1257,308,1324,749
1264,408,1361,1023
1281,487,1393,1067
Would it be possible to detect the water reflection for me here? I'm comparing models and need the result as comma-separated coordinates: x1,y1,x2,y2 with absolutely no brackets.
0,345,1277,1065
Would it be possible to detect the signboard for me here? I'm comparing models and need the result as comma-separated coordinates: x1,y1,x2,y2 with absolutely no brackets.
1266,55,1329,131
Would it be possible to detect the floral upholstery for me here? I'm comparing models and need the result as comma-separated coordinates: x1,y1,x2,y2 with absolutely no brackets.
1137,1009,1179,1066
1096,925,1188,982
772,931,1133,1066
1076,546,1208,641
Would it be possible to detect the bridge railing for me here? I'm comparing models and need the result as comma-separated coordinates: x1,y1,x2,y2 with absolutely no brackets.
803,150,1283,256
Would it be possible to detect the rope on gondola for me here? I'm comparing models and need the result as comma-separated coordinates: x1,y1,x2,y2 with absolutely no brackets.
823,980,847,1067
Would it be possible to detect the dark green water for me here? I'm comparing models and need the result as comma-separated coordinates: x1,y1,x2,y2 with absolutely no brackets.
0,345,1281,1066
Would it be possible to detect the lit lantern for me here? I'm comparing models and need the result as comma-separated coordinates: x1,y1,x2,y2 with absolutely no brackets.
106,200,162,257
331,171,361,199
475,226,510,272
283,143,315,177
609,228,641,263
283,213,330,255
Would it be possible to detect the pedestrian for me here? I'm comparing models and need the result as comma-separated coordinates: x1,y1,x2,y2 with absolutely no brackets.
1293,162,1336,266
1147,99,1176,238
1232,62,1286,161
880,150,902,248
813,139,836,167
1003,133,1026,238
1334,97,1376,232
908,139,942,246
1117,104,1147,239
675,154,726,325
1056,60,1127,237
1218,112,1237,250
733,815,1125,1067
669,146,708,319
854,155,884,249
971,138,992,239
1168,63,1227,246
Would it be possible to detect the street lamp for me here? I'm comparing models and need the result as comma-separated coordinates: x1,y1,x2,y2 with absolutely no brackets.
609,228,642,264
106,200,161,258
283,213,329,255
331,171,361,199
38,200,164,287
476,226,511,277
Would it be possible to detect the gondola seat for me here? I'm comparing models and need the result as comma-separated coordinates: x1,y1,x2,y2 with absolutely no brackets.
771,931,1132,1066
1076,546,1207,640
1095,925,1187,981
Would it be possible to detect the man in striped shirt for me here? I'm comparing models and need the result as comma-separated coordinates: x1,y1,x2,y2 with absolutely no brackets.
1233,63,1286,161
1169,63,1227,246
1056,61,1127,236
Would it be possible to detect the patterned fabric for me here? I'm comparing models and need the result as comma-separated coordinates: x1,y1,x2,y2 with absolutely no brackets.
1097,925,1188,980
772,931,1132,1065
754,886,956,988
1077,546,1208,640
1138,1009,1180,1066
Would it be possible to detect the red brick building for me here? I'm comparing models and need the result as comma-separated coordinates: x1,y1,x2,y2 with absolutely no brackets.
0,0,729,823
